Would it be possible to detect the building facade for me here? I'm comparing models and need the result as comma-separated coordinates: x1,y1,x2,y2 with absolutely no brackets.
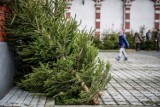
65,0,160,38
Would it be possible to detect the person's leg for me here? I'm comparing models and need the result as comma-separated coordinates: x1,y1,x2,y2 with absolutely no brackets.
148,41,151,50
116,48,123,61
136,43,138,51
122,48,128,60
159,42,160,51
137,43,140,50
139,43,141,50
157,41,159,51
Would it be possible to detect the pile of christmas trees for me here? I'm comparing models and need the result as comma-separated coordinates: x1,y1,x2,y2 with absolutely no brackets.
6,0,111,104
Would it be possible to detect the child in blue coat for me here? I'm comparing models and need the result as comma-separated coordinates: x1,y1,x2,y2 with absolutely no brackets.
116,31,129,61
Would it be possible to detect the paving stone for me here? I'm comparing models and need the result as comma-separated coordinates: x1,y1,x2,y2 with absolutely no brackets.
102,98,115,102
126,97,138,101
116,98,126,102
104,101,117,105
117,101,129,105
129,101,142,105
121,93,132,96
139,98,150,102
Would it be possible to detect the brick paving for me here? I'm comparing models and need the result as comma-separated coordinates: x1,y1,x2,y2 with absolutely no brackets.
98,50,160,106
0,87,55,107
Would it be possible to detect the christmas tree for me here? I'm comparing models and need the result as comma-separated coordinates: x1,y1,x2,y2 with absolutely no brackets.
6,0,111,104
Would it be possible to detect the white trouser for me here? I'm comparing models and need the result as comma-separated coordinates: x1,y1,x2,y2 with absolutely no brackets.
118,48,127,58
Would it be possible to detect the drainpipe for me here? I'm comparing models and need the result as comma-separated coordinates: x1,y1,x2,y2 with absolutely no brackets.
82,0,84,5
123,0,125,31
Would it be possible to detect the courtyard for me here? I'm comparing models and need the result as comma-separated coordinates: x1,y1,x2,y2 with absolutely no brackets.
98,50,160,106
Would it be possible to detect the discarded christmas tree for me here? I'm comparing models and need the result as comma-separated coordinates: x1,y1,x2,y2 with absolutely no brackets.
6,0,111,104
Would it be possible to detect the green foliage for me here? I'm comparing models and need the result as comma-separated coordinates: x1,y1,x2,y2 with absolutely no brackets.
141,40,158,50
96,32,119,50
92,37,104,49
102,33,119,49
102,32,117,49
6,0,111,104
141,31,158,50
126,33,135,49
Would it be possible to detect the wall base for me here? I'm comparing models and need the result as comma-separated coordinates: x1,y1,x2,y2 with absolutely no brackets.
0,42,15,99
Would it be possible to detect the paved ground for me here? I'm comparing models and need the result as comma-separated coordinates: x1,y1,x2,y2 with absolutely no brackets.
0,87,55,107
98,50,160,107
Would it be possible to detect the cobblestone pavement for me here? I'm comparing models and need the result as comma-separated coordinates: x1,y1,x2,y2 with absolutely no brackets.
98,50,160,107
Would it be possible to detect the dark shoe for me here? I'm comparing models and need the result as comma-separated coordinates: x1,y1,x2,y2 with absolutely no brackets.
123,57,128,61
115,57,120,61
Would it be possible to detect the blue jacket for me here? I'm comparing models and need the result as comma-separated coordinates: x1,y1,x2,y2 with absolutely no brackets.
118,34,129,48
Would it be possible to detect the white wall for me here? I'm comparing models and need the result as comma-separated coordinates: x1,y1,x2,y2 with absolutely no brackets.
70,0,155,36
70,0,95,32
101,0,123,35
130,0,154,33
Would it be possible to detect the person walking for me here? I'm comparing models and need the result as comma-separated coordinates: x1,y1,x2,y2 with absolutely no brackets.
146,30,152,41
146,30,152,49
157,29,160,51
134,32,142,51
116,31,129,61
